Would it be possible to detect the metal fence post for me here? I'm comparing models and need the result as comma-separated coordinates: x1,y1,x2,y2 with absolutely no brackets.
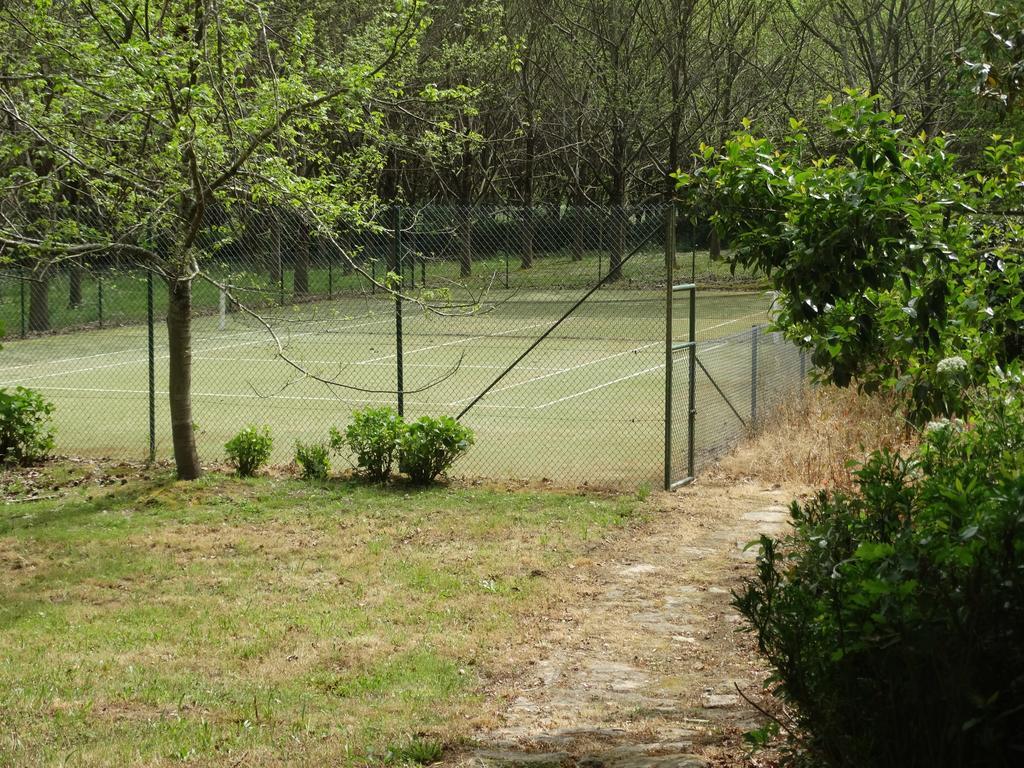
687,269,696,480
98,275,104,328
393,204,404,417
799,348,807,383
147,271,156,462
663,206,674,491
328,257,333,299
750,325,759,425
19,273,26,338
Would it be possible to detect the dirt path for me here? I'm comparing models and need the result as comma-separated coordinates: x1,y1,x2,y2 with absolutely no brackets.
450,479,803,768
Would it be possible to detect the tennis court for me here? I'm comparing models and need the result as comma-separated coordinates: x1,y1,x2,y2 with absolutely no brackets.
0,283,798,485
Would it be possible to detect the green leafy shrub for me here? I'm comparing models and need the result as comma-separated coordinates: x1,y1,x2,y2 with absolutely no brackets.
734,392,1024,767
294,440,330,480
224,425,273,477
331,406,404,482
677,90,1024,420
398,416,474,484
0,387,55,465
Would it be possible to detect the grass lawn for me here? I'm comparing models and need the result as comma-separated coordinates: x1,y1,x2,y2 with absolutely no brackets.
0,464,643,766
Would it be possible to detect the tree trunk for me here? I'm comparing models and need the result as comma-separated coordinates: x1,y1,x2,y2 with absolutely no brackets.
68,264,83,308
28,276,50,332
293,218,309,297
167,278,202,480
571,197,586,262
608,125,627,282
268,210,282,288
458,206,472,278
341,227,353,275
609,209,626,282
520,207,534,269
709,226,722,261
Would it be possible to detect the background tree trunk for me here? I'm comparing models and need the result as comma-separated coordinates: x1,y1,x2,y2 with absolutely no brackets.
520,206,534,269
458,206,472,278
293,217,310,297
28,275,49,332
571,195,586,262
709,226,721,261
167,278,202,480
68,263,82,308
268,209,282,288
341,227,353,275
609,210,626,282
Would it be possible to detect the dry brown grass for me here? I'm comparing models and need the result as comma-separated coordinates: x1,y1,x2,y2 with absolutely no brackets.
713,385,917,490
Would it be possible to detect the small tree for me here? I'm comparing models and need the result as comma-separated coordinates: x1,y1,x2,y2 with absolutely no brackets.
0,0,427,478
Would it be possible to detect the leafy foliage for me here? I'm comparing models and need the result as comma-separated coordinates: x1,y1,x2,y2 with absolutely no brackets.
332,406,405,483
734,386,1024,767
677,90,1024,418
398,416,475,485
294,440,330,481
963,2,1024,113
332,409,475,485
225,426,273,477
0,387,55,465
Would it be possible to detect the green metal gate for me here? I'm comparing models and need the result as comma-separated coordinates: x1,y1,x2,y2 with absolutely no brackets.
662,203,696,491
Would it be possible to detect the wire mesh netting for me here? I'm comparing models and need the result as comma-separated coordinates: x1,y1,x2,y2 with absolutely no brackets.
0,203,806,486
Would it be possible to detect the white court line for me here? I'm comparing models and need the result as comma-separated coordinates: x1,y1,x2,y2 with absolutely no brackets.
354,321,552,364
0,314,398,386
0,304,764,375
192,356,564,372
531,342,727,410
32,385,533,410
450,341,660,404
0,326,264,374
702,311,766,333
438,308,762,403
3,304,760,388
32,341,728,415
0,312,396,375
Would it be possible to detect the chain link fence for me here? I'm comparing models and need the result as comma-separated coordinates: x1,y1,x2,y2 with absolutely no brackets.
0,203,805,487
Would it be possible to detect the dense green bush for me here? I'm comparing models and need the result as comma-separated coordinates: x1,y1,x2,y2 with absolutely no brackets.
332,408,475,484
224,425,273,477
735,391,1024,767
398,415,475,484
677,90,1024,420
0,387,55,465
294,440,330,480
331,406,404,482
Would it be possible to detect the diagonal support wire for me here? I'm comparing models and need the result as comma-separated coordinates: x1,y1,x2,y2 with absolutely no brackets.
457,222,664,421
695,354,747,429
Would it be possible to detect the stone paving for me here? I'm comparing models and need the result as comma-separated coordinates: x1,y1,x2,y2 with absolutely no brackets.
448,485,796,768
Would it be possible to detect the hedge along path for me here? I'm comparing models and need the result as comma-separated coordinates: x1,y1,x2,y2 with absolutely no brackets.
447,479,806,768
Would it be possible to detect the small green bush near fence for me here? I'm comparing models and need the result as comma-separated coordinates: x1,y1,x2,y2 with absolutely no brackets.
294,439,330,480
332,406,405,483
735,394,1024,767
224,425,273,477
0,386,55,465
332,407,474,485
398,416,475,485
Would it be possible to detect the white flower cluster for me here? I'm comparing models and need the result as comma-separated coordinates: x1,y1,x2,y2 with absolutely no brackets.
936,356,968,375
924,418,965,434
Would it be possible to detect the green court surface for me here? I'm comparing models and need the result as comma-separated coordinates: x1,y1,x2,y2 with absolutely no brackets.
0,287,800,485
